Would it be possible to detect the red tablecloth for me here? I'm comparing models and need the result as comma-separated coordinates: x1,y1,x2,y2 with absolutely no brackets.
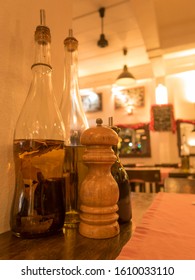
117,192,195,260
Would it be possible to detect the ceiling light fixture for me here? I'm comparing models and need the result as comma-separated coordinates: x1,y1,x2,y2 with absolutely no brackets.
97,7,108,48
116,48,135,87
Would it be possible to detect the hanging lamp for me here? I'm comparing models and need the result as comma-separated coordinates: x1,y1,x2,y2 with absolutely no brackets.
97,7,108,48
116,48,135,87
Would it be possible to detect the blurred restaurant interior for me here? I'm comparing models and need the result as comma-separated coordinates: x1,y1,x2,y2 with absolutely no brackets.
73,0,195,168
1,0,195,260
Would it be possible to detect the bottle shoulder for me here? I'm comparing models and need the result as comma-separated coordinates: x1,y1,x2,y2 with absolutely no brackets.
14,82,65,141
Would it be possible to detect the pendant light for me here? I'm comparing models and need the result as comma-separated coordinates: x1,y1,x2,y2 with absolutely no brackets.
116,48,135,87
97,7,108,48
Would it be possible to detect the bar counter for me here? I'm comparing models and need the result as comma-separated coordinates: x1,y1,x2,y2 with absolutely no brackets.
0,193,156,260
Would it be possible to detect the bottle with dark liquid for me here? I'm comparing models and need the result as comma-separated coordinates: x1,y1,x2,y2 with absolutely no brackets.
109,118,132,223
60,30,88,227
10,10,66,238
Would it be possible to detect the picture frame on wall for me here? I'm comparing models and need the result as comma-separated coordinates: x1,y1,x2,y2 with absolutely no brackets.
114,86,145,109
81,92,102,113
150,104,176,132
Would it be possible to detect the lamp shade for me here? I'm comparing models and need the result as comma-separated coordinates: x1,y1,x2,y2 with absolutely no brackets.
116,65,135,87
97,33,108,48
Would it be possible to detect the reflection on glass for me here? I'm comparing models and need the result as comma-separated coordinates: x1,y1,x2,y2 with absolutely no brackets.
177,120,195,156
117,124,151,158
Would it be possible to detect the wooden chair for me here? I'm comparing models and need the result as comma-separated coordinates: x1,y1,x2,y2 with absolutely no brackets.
164,177,195,193
125,168,161,193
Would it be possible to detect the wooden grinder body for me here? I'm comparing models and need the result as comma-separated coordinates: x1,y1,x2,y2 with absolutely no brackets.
79,119,120,239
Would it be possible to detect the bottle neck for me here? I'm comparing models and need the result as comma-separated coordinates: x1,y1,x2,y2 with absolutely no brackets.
112,144,119,157
63,43,78,90
32,25,52,68
30,37,53,97
60,35,88,146
30,25,53,92
32,39,52,69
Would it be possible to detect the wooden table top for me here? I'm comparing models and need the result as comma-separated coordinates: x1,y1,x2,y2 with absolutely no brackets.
0,192,156,260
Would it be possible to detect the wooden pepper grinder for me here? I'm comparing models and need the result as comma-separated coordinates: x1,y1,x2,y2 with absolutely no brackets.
79,118,120,239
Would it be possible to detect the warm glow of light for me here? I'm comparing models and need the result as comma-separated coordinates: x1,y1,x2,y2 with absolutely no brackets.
163,48,195,59
155,84,168,104
80,88,94,95
188,130,195,146
115,77,136,87
111,85,127,93
80,88,100,102
126,103,134,115
181,71,195,103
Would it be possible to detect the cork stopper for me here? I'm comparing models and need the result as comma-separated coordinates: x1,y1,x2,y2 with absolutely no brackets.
80,118,118,146
64,29,78,52
35,9,51,44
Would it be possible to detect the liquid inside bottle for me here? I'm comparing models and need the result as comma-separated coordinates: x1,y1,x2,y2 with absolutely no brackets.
11,139,65,237
63,145,88,226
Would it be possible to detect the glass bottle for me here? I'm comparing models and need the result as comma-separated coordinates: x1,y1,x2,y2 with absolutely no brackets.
60,29,88,227
109,118,132,224
10,10,66,238
181,134,190,171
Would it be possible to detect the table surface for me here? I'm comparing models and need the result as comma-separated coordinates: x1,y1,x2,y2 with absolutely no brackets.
0,192,156,260
117,192,195,260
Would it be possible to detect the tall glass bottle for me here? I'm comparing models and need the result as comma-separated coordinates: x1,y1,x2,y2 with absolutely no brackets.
109,117,132,224
10,10,66,238
60,29,88,227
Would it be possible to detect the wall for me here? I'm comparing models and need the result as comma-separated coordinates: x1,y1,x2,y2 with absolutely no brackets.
0,0,72,234
81,73,195,166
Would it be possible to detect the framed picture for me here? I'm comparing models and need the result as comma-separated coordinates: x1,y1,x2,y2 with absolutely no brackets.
114,86,145,109
81,92,102,113
150,104,176,132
